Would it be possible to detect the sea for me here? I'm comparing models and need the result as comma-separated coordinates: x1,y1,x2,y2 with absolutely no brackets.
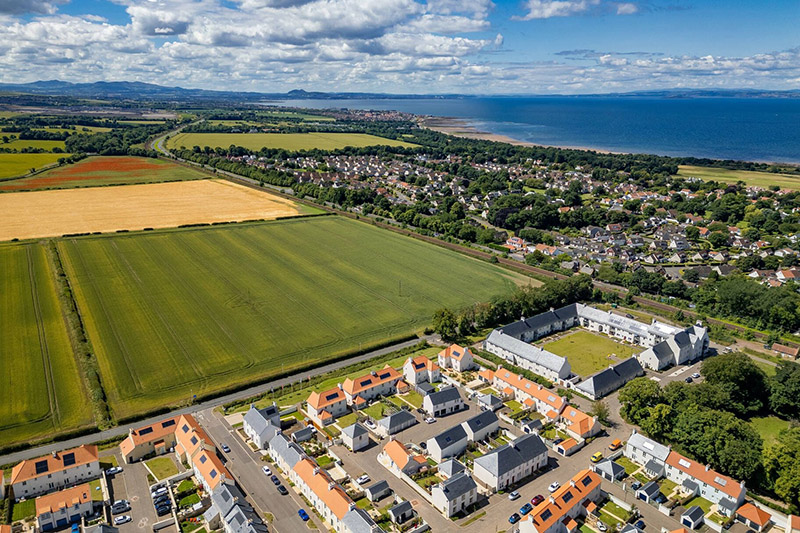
271,97,800,164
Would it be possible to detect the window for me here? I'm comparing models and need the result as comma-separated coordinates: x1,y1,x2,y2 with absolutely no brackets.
200,455,207,464
182,424,190,433
210,469,217,479
190,436,198,445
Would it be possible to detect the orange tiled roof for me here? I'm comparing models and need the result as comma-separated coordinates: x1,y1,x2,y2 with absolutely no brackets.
789,514,800,533
307,387,346,410
669,529,690,533
383,440,412,470
665,451,742,499
439,344,471,361
1,524,11,533
175,414,214,459
494,370,565,412
737,503,771,527
36,484,91,516
193,449,229,491
478,369,495,382
526,470,601,532
408,355,439,372
342,365,401,395
120,416,181,457
560,407,594,436
560,438,579,450
293,458,353,520
12,445,98,485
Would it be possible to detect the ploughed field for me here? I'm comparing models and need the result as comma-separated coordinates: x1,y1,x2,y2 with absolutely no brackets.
0,243,93,447
0,156,208,192
58,216,529,418
0,179,309,241
167,132,417,151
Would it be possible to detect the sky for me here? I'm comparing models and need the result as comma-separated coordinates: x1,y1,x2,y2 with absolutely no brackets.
0,0,798,94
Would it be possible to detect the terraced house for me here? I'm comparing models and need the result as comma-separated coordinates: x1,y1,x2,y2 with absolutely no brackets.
518,469,603,533
341,365,402,405
10,445,100,501
472,434,548,492
487,368,566,419
35,483,93,531
306,387,349,426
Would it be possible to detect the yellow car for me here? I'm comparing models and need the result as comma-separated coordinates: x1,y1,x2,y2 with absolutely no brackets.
590,452,604,463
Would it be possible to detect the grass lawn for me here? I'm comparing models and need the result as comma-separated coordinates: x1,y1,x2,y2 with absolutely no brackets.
479,387,497,395
0,243,94,449
543,330,642,377
361,403,387,420
12,498,36,521
355,497,371,510
386,396,406,409
179,493,201,508
687,496,713,514
597,511,624,529
615,456,639,475
580,525,594,533
100,455,119,469
168,132,417,151
414,473,441,490
58,217,529,419
601,501,631,521
316,455,333,467
633,472,651,484
89,479,104,501
177,479,195,493
0,153,66,179
749,415,791,445
336,412,359,427
404,391,424,408
505,400,524,414
677,165,800,191
146,457,179,480
0,156,209,192
660,478,678,496
751,358,777,377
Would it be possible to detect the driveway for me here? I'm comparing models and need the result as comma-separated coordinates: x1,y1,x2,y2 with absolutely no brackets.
105,452,160,533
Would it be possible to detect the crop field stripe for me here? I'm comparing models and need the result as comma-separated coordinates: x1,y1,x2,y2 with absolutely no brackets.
26,247,59,425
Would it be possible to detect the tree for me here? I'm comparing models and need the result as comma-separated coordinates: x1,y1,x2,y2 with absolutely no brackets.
763,427,800,511
701,352,769,416
431,308,458,341
708,231,729,248
640,403,673,440
685,226,700,241
619,377,663,425
770,360,800,419
590,400,611,425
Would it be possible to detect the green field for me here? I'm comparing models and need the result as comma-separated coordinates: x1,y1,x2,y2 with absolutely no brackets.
168,132,416,151
0,243,93,448
0,153,66,178
0,139,66,151
543,330,642,376
677,165,800,190
59,216,529,418
749,415,791,445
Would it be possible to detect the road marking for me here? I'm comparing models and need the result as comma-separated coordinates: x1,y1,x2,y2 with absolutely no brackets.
649,377,661,382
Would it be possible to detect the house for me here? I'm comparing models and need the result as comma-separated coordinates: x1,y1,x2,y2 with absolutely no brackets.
477,393,504,412
592,459,626,482
269,433,306,473
472,434,548,492
492,368,566,417
11,445,100,501
560,407,600,440
575,358,644,399
555,438,582,457
387,501,414,524
292,458,355,532
737,503,772,532
423,387,464,417
242,404,281,449
438,459,467,480
376,411,417,437
624,431,670,478
427,424,468,462
306,387,349,426
460,411,499,442
204,483,268,533
381,440,427,475
518,469,603,533
403,355,440,385
193,448,232,492
681,506,705,529
341,423,370,452
364,480,392,502
342,366,403,405
772,343,799,359
342,507,385,533
437,344,476,372
431,472,478,517
636,481,661,503
119,416,182,463
35,484,93,531
292,426,315,443
663,451,746,512
637,325,709,371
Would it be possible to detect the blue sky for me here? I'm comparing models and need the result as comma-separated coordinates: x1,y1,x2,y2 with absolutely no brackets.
1,0,798,93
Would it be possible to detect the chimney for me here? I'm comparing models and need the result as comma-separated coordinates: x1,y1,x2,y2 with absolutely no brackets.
328,481,335,490
313,466,320,475
705,464,710,472
52,451,58,458
570,480,576,488
349,502,356,511
549,496,556,504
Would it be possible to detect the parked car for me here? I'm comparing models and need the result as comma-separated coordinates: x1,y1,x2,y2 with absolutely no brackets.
277,485,288,495
684,377,693,383
424,417,436,424
298,509,310,522
691,373,701,379
364,420,377,430
111,501,130,514
635,520,646,530
151,486,168,498
262,466,272,476
608,439,622,451
156,506,172,517
597,522,607,532
113,516,131,526
416,408,425,414
553,438,564,445
548,481,560,493
508,513,521,524
221,443,231,453
419,441,427,449
631,481,642,491
508,491,520,501
531,495,544,506
654,494,667,504
519,503,533,515
71,523,80,533
591,452,604,463
106,466,123,476
153,494,170,505
356,474,370,485
271,475,280,486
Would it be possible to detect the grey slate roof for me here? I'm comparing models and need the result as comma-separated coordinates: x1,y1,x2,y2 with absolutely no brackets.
620,525,645,533
682,479,699,493
292,426,314,443
342,423,368,440
226,504,269,533
388,501,413,522
718,497,737,512
645,459,663,473
85,525,118,533
473,434,547,476
365,480,391,500
377,411,417,434
478,394,504,410
243,404,279,438
594,459,625,479
431,424,467,450
436,472,476,501
438,459,466,478
683,505,705,522
500,304,579,337
638,481,660,498
486,330,570,375
426,386,462,407
461,411,498,434
417,382,435,395
627,432,671,462
270,433,305,468
342,508,384,533
576,357,644,397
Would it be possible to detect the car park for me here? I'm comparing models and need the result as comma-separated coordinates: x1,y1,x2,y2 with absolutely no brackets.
298,509,310,521
548,481,560,492
262,466,272,476
271,475,280,485
519,503,533,515
509,513,521,524
591,452,604,463
531,495,544,506
221,444,231,453
508,491,520,501
113,516,131,526
277,485,288,495
356,474,370,485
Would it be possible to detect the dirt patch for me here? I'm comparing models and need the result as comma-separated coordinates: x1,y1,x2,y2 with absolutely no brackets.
0,179,301,241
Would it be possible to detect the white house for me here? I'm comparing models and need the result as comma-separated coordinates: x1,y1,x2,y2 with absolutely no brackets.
11,445,100,501
431,472,478,517
35,484,94,532
341,423,370,452
472,434,548,492
624,431,671,478
381,440,427,475
403,355,440,385
460,411,499,442
518,469,603,533
437,344,476,372
427,424,468,463
422,387,464,417
306,387,349,426
242,404,281,450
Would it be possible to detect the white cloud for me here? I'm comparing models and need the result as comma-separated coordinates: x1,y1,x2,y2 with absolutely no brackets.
514,0,639,20
0,0,67,15
616,2,637,15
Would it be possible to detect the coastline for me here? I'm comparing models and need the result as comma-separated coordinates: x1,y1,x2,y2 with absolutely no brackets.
419,116,620,155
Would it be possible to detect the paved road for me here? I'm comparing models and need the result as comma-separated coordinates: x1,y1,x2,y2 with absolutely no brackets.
105,451,160,533
0,336,428,466
196,408,309,533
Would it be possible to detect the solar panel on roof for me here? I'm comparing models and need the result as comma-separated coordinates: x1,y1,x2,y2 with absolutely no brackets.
563,490,573,503
162,420,176,428
62,452,76,467
714,477,727,486
182,424,189,433
210,469,217,479
582,476,592,487
678,458,692,468
541,509,552,521
360,379,372,386
191,436,198,445
35,460,49,474
140,427,154,436
325,393,339,401
200,455,207,464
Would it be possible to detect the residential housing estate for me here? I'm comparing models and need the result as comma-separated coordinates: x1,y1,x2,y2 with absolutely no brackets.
35,483,93,531
10,445,100,501
472,433,549,492
518,469,603,533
